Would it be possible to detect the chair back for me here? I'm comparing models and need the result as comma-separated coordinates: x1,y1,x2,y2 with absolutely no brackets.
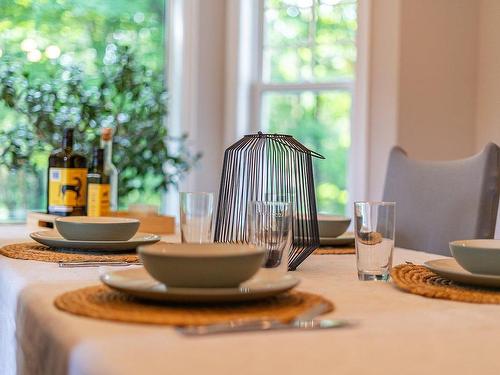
382,143,500,255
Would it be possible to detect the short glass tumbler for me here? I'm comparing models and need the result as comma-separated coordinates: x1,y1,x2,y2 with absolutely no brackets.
180,192,214,243
354,201,396,281
247,201,292,277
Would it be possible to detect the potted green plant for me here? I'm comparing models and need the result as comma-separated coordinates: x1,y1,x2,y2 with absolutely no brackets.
0,45,199,219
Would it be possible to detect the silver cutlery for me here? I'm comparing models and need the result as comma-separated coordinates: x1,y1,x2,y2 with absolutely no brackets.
58,261,141,268
178,302,353,335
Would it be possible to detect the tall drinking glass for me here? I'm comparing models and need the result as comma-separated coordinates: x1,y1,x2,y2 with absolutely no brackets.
354,201,396,281
247,201,292,278
180,192,214,243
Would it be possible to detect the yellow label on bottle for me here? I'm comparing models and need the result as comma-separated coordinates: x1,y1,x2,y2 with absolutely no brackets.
87,183,110,217
48,168,87,212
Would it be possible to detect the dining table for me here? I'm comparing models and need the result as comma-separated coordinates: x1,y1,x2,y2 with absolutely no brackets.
1,223,500,375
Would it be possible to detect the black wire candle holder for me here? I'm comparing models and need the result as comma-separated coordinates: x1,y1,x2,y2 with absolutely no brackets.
214,132,324,270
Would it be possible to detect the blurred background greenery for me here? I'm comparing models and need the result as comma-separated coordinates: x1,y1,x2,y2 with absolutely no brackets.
0,0,166,221
0,0,356,221
261,0,357,215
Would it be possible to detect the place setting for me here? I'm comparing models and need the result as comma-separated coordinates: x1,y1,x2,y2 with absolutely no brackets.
392,239,500,303
53,191,346,334
0,216,161,264
314,214,355,254
348,201,500,304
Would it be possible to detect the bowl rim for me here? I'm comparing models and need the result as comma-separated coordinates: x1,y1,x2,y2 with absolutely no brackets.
138,243,265,257
450,239,500,250
55,216,140,225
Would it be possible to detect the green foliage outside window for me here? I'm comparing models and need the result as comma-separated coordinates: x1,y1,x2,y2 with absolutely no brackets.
262,0,357,215
0,0,199,221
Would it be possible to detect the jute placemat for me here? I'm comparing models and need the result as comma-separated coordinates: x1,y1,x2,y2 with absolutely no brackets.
0,243,139,263
314,246,355,255
54,285,334,326
391,264,500,304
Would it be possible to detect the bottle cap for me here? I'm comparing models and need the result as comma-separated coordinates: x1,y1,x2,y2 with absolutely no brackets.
101,127,113,141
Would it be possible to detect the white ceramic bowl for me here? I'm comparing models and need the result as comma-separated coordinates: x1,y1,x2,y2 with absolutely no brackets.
138,243,266,288
317,215,351,238
55,216,140,241
449,239,500,275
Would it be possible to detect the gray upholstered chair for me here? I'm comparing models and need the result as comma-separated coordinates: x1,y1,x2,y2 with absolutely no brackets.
382,143,500,256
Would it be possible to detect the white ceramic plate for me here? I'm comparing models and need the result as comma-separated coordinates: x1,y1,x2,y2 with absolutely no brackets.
319,232,355,246
30,230,160,252
425,258,500,288
100,267,300,303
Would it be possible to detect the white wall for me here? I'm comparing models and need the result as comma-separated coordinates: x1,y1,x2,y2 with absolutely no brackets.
192,0,226,194
398,0,478,161
168,0,226,197
365,0,400,201
475,0,500,237
476,0,500,149
366,0,499,235
366,0,481,200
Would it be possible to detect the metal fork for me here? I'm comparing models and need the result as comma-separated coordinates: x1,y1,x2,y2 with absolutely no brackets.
178,302,352,335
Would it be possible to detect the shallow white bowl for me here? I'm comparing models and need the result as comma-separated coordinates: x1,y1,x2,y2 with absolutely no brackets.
449,239,500,275
138,243,266,288
317,215,351,238
55,216,140,241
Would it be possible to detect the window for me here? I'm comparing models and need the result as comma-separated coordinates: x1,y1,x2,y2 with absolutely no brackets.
256,0,357,215
0,0,166,222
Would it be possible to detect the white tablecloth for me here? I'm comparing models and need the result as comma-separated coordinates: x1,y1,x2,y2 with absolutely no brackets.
1,225,500,375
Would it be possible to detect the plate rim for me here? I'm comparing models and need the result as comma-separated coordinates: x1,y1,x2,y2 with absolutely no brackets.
424,258,500,285
100,267,300,297
30,230,160,244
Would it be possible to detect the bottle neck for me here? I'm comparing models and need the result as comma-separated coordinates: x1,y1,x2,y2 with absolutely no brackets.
62,133,73,150
91,149,105,172
91,159,104,173
101,139,113,165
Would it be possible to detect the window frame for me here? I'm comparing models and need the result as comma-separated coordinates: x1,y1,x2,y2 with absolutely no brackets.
250,0,361,214
251,0,357,133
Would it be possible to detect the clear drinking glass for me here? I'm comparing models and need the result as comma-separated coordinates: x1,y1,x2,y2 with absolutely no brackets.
354,201,396,281
247,201,292,277
179,192,214,243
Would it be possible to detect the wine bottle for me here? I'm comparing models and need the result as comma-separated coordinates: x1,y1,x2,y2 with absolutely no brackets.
47,128,88,216
87,148,110,217
100,127,118,211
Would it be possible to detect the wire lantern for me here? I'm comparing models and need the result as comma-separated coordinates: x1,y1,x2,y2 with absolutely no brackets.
214,132,324,270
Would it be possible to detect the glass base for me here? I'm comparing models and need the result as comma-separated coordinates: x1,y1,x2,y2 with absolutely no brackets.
358,272,390,281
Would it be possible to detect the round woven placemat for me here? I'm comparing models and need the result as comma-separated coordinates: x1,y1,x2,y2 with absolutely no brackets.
0,242,139,263
391,264,500,304
314,246,355,255
54,285,334,326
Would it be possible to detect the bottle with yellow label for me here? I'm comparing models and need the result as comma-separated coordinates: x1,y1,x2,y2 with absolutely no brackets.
87,148,110,217
47,128,88,216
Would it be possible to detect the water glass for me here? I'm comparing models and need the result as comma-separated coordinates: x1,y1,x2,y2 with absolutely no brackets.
354,201,396,281
180,192,214,243
247,201,292,277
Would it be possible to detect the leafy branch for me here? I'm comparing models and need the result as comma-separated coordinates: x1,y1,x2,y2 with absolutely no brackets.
0,45,200,199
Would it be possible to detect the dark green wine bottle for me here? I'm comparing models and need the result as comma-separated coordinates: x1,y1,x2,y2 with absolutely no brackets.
46,128,88,216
